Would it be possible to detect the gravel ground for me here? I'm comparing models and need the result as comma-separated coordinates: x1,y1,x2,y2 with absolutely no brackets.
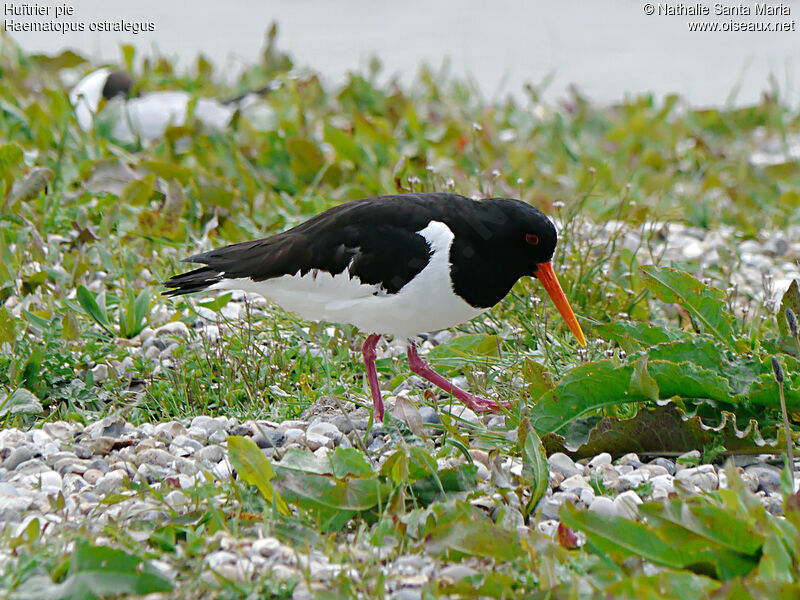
1,222,799,596
0,409,795,597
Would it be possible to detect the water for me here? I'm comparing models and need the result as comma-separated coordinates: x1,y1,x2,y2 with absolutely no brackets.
5,0,799,106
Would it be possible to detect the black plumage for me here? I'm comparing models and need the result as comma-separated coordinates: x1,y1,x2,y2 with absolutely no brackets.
163,193,557,307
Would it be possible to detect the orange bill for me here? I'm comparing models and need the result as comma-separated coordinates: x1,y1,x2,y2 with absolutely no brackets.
534,261,587,347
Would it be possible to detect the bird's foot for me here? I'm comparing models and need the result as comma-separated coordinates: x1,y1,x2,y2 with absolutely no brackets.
463,395,511,413
407,340,509,415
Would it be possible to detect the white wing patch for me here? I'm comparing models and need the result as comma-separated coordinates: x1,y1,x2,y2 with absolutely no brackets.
208,220,486,337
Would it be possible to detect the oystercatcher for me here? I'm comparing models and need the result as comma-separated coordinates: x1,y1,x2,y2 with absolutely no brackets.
69,68,271,143
164,192,586,421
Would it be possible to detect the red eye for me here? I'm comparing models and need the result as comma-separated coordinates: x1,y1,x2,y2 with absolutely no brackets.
526,234,539,245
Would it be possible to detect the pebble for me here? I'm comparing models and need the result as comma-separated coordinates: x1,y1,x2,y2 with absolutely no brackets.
283,428,305,445
649,457,676,475
90,364,108,383
419,406,442,426
548,453,581,478
306,422,342,444
95,470,126,495
589,496,617,517
156,321,190,339
587,453,612,469
744,465,782,493
3,447,37,470
0,407,795,592
253,430,285,449
675,465,719,491
305,432,334,451
614,490,643,519
442,406,479,427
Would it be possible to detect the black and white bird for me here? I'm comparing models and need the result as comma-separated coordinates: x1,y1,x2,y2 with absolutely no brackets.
69,68,271,144
164,192,586,421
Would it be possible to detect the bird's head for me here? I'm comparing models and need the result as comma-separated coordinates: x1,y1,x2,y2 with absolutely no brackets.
70,68,134,131
516,205,587,347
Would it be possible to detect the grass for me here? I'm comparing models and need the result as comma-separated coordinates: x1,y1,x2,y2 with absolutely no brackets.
1,25,800,598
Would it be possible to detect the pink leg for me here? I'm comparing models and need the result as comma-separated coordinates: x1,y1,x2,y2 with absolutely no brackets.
362,334,385,422
406,340,509,412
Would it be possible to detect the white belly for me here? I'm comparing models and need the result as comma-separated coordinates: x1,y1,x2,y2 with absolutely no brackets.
209,220,487,338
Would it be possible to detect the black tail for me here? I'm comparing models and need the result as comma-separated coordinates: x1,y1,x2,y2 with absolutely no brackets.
162,266,223,297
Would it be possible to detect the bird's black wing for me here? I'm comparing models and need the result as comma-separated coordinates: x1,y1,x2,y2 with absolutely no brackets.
163,195,438,296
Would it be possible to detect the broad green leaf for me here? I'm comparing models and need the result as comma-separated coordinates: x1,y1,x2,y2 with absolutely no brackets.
641,498,763,556
278,448,333,475
757,532,795,583
604,571,720,599
13,539,172,600
640,265,735,347
286,138,325,183
328,447,374,479
197,291,232,313
76,286,114,336
747,370,800,410
425,504,524,561
561,502,688,568
521,358,555,400
227,436,290,515
410,464,477,505
120,174,156,207
0,142,24,192
273,468,390,531
597,320,690,353
649,360,735,403
629,355,659,401
647,338,762,395
0,306,16,344
518,417,549,516
323,121,361,163
543,404,785,459
530,360,639,435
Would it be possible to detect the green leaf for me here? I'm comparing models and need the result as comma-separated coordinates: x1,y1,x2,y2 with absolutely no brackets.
777,280,800,351
273,468,390,531
561,502,688,568
518,417,549,516
530,360,639,435
425,506,524,561
197,291,232,313
286,138,325,183
641,498,763,556
604,571,720,599
328,447,374,479
227,436,290,515
76,286,114,336
759,529,797,583
278,448,334,475
120,174,156,207
14,539,172,600
597,320,690,353
629,355,659,401
120,289,150,338
410,464,477,505
0,306,17,344
323,121,361,163
543,403,785,459
0,142,24,193
648,360,735,403
640,265,735,347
